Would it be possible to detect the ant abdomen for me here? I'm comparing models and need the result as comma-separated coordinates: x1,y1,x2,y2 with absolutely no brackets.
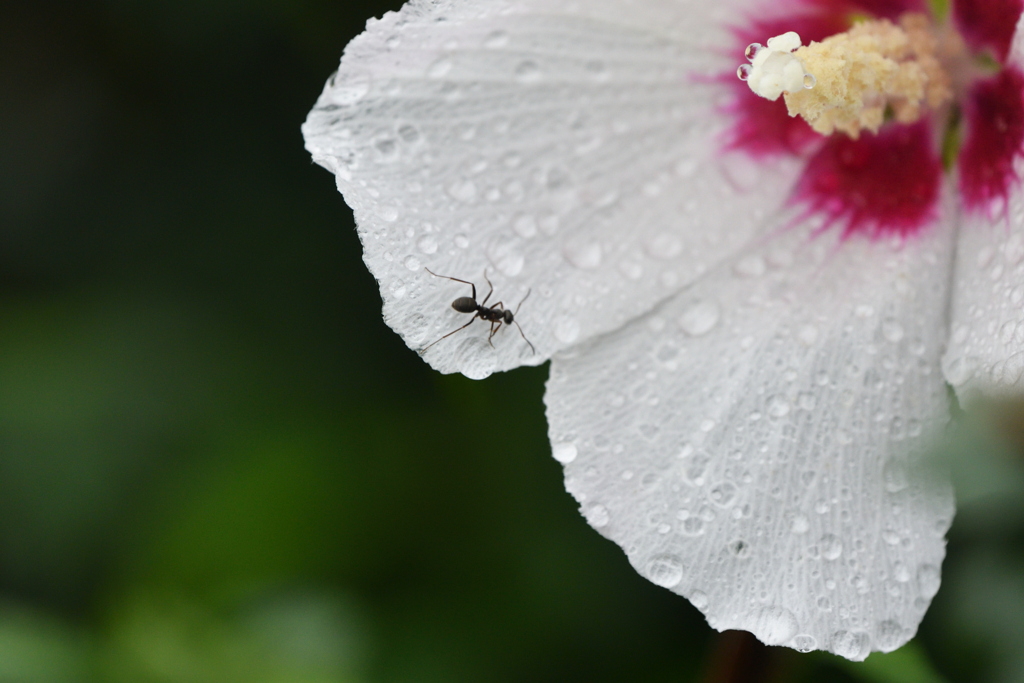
452,297,477,313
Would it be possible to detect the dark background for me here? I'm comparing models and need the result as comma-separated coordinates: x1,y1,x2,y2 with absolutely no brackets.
2,1,1023,681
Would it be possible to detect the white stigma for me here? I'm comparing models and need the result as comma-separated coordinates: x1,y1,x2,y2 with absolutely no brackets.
737,32,815,101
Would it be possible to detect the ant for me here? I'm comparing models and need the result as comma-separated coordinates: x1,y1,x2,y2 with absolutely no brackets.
419,268,536,355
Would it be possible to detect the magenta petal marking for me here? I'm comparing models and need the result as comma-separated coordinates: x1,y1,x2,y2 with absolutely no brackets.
792,122,942,238
953,0,1023,63
958,67,1024,215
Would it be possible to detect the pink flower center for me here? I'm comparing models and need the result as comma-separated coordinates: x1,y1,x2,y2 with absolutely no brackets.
725,0,1024,237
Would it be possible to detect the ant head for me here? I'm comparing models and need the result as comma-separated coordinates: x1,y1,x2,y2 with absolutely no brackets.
452,296,477,313
503,309,514,324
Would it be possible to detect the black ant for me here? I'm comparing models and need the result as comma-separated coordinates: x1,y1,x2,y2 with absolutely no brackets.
419,268,536,355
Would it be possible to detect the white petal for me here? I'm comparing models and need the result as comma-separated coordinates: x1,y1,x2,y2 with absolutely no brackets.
943,191,1024,402
544,207,957,659
303,0,802,377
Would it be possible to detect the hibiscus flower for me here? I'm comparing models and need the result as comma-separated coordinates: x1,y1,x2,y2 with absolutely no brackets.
302,0,1024,660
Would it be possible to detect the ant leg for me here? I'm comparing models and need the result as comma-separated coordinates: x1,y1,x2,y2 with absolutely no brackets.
488,320,503,348
424,267,476,301
418,314,480,355
513,320,536,355
480,269,494,306
513,288,531,316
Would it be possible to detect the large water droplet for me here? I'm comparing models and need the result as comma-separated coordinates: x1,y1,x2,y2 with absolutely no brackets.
487,237,524,277
882,457,908,493
755,606,798,645
514,60,541,82
917,564,940,599
737,64,752,81
456,336,496,380
646,554,684,588
803,73,816,89
585,503,610,528
709,482,738,507
745,43,762,61
427,57,453,78
553,317,580,344
552,442,578,464
417,235,438,254
882,318,905,343
831,630,870,660
327,70,371,105
875,620,905,652
766,395,790,418
563,241,603,269
820,534,843,560
680,300,721,337
793,634,817,652
690,590,709,611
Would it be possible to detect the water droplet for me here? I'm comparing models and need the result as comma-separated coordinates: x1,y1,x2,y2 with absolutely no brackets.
882,318,905,343
552,442,578,464
389,279,407,299
745,43,762,61
791,515,809,534
820,534,843,560
456,336,496,380
483,30,509,48
514,60,541,82
585,503,610,528
709,482,738,507
831,630,870,660
798,324,819,345
487,237,524,277
417,235,438,254
327,69,371,105
454,234,469,249
803,73,816,89
513,215,537,239
766,395,790,418
427,57,453,78
797,392,817,411
646,554,684,588
645,233,683,260
690,590,709,611
448,179,478,202
734,255,767,277
875,620,905,652
378,206,399,222
755,606,798,645
680,300,721,337
563,241,603,269
737,64,752,81
398,124,420,143
681,516,705,536
917,564,940,599
793,634,817,652
883,458,908,493
894,562,911,582
729,539,751,558
403,255,421,271
554,317,580,344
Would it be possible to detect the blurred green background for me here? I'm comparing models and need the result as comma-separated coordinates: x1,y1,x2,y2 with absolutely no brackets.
2,1,1024,681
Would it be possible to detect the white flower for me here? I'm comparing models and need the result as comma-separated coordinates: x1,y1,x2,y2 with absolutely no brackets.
302,0,1024,660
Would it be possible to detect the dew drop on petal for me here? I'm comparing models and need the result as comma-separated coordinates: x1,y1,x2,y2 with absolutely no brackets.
918,564,941,599
585,503,610,528
755,606,798,645
404,255,421,271
456,337,496,380
646,554,684,588
552,442,578,464
882,317,904,343
883,458,908,493
554,317,581,344
690,590,709,611
875,620,905,652
737,64,752,81
820,534,843,560
793,634,817,652
803,73,816,89
745,43,762,61
766,395,790,418
680,300,720,336
454,233,469,249
417,235,438,254
832,630,871,660
791,515,809,534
